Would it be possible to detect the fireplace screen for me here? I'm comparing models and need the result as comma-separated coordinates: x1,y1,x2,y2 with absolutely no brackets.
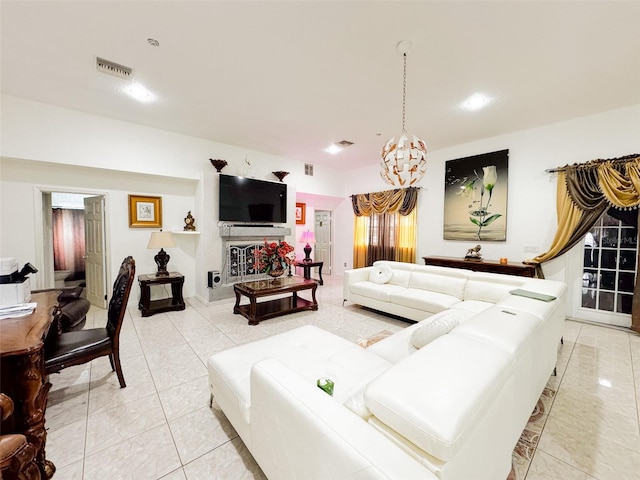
226,243,263,283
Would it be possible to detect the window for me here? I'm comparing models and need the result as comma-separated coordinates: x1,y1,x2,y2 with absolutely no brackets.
582,212,637,314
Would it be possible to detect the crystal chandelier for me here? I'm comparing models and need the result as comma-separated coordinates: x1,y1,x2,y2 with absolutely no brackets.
380,41,427,187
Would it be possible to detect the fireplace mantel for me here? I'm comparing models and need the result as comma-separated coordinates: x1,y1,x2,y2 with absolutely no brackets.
219,225,291,240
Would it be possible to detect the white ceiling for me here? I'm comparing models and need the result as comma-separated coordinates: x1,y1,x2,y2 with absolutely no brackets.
2,1,639,170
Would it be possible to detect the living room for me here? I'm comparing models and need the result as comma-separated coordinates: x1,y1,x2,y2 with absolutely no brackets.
1,1,640,479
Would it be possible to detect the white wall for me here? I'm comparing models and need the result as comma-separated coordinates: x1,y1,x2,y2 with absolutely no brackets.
333,105,640,285
0,95,347,302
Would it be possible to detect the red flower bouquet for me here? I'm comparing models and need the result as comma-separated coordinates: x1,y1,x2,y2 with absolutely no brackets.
253,240,296,276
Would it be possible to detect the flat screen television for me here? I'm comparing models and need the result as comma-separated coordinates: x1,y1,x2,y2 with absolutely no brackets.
218,174,287,224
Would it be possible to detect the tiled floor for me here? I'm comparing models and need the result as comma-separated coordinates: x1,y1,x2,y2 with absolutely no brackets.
45,274,640,479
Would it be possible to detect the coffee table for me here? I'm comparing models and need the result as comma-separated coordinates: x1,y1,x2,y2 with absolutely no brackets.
233,276,318,325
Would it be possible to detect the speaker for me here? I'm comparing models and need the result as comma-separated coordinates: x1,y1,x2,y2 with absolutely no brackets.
208,270,222,288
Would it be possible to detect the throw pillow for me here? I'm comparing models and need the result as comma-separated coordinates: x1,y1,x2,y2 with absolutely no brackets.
369,263,393,284
411,314,460,349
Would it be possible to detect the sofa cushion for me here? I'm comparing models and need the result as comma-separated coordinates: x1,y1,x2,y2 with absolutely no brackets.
411,313,460,349
369,263,393,284
364,335,513,461
388,288,460,314
388,269,412,288
448,299,494,315
409,271,467,300
463,272,528,303
350,282,406,301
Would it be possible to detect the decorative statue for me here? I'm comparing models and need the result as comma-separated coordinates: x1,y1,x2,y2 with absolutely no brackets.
184,211,196,231
465,244,482,260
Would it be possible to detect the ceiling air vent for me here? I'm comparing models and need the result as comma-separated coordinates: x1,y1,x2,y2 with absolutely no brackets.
304,163,314,176
96,57,132,79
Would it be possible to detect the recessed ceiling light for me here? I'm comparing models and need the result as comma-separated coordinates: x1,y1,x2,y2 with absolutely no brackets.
324,144,343,155
460,93,493,111
122,83,156,103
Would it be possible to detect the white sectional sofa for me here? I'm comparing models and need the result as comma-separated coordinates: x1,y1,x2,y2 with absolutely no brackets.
207,261,567,480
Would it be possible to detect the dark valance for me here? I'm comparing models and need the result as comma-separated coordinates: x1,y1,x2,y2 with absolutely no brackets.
351,187,418,217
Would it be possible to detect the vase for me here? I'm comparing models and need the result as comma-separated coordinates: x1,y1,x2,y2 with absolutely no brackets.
268,267,285,281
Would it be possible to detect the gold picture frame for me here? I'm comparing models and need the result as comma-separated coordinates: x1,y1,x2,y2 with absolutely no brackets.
128,195,162,228
295,202,306,225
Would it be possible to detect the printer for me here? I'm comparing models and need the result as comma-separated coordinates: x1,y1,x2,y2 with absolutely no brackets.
0,258,38,307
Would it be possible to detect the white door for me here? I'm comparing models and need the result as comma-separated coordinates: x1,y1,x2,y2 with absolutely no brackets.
315,210,332,274
84,196,107,308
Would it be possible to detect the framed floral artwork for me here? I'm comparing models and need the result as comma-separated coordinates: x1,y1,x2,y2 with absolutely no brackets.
295,202,306,225
128,195,162,228
443,149,509,241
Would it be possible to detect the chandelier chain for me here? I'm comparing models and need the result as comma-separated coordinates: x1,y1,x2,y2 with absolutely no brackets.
402,53,407,134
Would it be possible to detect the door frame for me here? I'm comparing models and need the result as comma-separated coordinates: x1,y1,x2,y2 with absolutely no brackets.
33,186,110,294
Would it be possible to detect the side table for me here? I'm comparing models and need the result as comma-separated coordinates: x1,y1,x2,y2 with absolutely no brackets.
294,260,324,285
138,272,186,317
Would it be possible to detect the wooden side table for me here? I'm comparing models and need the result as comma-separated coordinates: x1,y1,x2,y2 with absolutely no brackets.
422,256,539,278
294,260,324,285
138,272,186,317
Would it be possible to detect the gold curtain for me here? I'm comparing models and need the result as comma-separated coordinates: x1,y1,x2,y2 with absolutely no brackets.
353,215,370,269
351,186,419,268
351,187,418,216
528,154,640,332
396,208,417,262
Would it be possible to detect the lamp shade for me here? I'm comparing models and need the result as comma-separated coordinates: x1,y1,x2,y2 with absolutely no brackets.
147,231,176,249
299,230,315,245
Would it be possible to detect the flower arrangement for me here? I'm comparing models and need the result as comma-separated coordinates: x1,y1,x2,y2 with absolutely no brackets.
253,240,296,276
457,165,502,240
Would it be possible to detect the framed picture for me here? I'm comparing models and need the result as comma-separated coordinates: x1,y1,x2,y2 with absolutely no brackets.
295,202,306,225
443,149,508,241
128,195,162,228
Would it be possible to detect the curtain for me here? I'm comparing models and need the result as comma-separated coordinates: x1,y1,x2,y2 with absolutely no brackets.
528,154,640,332
52,208,85,274
351,187,418,268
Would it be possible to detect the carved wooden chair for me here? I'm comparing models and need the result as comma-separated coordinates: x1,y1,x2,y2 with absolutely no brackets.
44,256,135,388
0,393,41,480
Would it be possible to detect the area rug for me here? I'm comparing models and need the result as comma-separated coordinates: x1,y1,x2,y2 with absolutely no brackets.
357,330,557,480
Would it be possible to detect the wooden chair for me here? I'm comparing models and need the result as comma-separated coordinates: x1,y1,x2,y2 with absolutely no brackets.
44,256,135,388
0,394,41,480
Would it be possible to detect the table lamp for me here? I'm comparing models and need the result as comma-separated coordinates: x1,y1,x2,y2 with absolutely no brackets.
299,230,316,262
147,230,177,276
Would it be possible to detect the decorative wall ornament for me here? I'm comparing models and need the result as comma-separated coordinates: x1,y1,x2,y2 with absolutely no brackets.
380,41,427,187
209,158,227,172
272,171,289,182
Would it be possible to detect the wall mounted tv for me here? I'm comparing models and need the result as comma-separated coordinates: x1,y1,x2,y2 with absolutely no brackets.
218,174,287,224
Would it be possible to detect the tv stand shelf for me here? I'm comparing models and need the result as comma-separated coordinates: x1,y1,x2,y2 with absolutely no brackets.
219,226,291,239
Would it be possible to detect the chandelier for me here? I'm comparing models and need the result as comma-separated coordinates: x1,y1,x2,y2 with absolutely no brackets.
380,41,427,187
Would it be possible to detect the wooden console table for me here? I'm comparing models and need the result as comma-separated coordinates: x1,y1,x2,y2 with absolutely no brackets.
138,272,186,317
0,291,59,479
233,276,318,325
422,256,539,278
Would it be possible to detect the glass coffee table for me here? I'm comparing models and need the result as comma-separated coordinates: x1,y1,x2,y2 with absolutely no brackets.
233,276,318,325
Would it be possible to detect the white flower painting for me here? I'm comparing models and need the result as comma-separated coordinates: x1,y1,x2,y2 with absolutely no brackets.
444,150,509,241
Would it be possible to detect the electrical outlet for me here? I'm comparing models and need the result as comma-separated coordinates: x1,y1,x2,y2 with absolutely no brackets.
344,262,347,267
524,245,540,253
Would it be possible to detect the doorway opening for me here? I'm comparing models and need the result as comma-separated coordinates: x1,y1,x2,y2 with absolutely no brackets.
314,210,332,275
39,191,108,309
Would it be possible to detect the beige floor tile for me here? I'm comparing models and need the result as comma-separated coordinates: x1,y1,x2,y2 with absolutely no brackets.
169,403,237,464
159,468,187,480
46,418,86,469
52,459,84,480
158,376,211,421
527,450,597,480
538,415,640,480
83,424,181,480
182,437,266,480
85,392,166,455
